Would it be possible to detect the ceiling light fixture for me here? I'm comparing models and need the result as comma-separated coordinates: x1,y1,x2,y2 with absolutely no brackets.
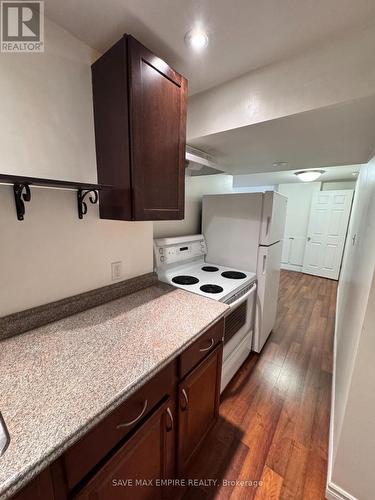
184,29,209,51
272,161,288,168
295,170,325,182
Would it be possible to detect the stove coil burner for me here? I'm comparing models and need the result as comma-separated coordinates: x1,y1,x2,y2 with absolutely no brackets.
172,275,199,285
221,271,247,280
200,284,224,294
201,266,219,272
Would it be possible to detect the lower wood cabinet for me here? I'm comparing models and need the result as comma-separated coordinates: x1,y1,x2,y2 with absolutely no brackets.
75,397,175,500
11,319,225,500
63,362,176,490
177,345,222,474
11,469,54,500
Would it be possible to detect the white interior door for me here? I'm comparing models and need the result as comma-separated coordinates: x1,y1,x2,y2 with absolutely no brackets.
302,190,354,280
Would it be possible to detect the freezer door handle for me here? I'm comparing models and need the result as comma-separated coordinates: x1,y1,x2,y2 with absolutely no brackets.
266,216,271,235
262,254,267,274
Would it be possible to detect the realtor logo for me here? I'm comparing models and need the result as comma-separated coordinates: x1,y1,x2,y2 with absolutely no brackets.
1,1,44,52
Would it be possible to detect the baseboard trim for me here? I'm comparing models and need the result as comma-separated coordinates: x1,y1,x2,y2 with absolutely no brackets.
326,481,358,500
280,264,302,272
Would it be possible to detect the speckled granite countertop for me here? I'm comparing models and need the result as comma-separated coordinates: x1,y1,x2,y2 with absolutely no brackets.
0,283,228,499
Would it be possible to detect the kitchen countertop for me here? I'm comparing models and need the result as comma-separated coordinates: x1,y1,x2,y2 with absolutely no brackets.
0,283,228,499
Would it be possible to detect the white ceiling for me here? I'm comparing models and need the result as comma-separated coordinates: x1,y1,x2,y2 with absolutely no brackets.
233,165,361,188
45,0,375,95
188,95,375,174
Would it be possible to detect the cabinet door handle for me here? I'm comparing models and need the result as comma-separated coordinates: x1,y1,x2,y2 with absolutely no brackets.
166,407,174,432
116,400,148,429
199,338,214,352
180,389,189,411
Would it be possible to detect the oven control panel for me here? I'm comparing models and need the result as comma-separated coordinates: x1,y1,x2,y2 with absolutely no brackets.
154,237,207,266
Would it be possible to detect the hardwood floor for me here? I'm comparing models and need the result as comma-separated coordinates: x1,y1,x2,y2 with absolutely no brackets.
183,271,336,500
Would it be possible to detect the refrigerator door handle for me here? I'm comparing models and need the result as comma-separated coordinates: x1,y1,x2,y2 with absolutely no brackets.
266,216,271,235
262,254,267,274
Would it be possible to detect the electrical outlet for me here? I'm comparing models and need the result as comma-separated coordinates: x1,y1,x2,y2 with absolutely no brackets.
111,261,122,281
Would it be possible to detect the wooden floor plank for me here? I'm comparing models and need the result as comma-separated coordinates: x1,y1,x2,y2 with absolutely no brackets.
254,466,283,500
183,271,336,500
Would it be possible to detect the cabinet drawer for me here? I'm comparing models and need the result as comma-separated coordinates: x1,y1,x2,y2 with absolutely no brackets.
179,319,224,378
64,360,177,490
74,397,175,500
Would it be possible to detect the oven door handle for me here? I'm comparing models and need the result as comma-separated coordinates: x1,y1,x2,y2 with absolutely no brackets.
227,282,256,311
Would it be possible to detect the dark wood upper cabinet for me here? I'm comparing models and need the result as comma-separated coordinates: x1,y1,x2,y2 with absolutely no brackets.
92,35,187,221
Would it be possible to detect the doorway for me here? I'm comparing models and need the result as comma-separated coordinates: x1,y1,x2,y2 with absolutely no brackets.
302,190,353,280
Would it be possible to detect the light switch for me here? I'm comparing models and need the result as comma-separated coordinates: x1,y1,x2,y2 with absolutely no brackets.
111,261,122,280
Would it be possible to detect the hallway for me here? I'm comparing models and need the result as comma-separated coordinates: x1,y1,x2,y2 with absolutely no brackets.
184,271,337,499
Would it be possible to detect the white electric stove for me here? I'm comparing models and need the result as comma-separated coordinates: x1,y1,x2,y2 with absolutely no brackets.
154,234,257,392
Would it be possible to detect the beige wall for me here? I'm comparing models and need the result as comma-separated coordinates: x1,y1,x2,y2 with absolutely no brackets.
188,24,375,140
328,156,375,499
153,174,234,239
0,19,153,317
0,19,98,182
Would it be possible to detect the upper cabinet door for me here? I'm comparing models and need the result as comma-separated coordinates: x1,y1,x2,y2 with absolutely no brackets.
92,35,187,221
128,37,187,221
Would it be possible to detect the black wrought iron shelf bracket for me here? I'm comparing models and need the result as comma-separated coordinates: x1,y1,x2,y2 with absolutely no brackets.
13,183,31,221
77,189,99,219
0,174,113,221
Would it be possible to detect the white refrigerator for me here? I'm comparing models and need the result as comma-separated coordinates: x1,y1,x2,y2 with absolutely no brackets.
202,191,287,352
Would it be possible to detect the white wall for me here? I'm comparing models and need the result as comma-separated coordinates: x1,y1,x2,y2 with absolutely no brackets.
328,156,375,499
232,185,278,193
188,23,375,140
0,19,153,317
278,182,321,271
322,180,357,190
153,174,233,239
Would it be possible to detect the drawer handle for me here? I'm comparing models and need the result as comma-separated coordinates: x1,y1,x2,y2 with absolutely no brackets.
180,389,189,411
116,400,148,429
199,338,214,352
166,407,174,432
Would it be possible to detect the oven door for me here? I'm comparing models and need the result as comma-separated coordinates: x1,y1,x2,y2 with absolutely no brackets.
221,282,256,392
224,282,256,350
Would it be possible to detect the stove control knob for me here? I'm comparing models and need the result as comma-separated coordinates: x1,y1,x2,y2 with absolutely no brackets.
160,256,165,262
159,248,163,254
